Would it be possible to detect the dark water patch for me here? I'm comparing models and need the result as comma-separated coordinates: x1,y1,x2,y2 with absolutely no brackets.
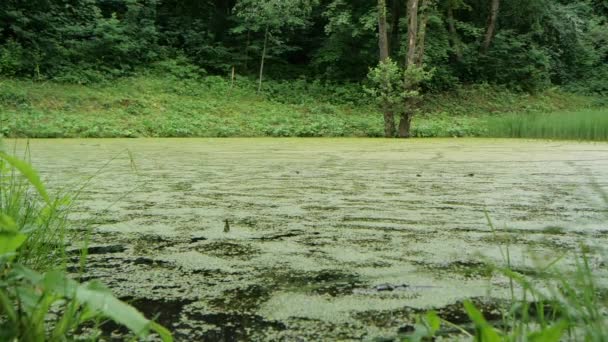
132,256,172,267
84,216,124,225
123,213,171,222
354,283,412,294
122,201,157,210
417,260,493,279
253,230,306,241
236,217,258,228
302,205,342,211
266,269,364,297
190,236,208,243
354,307,414,328
358,299,503,339
132,234,178,254
334,223,417,232
99,297,196,338
171,181,193,192
342,216,423,225
540,226,566,235
186,312,287,342
67,244,127,255
434,298,502,324
209,284,272,312
196,241,260,259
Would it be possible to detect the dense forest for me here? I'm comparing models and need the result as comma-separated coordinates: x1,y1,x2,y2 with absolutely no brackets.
1,0,606,91
1,0,607,137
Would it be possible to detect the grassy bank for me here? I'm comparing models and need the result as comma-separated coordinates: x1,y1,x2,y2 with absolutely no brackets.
0,76,604,138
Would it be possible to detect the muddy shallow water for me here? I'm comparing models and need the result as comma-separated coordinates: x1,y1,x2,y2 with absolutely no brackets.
15,138,608,340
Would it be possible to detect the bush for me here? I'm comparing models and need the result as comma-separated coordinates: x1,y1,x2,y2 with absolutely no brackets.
0,40,25,77
150,56,206,80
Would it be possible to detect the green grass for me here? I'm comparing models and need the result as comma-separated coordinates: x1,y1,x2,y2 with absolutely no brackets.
406,220,608,341
0,144,70,270
0,151,173,341
486,110,608,141
0,76,603,138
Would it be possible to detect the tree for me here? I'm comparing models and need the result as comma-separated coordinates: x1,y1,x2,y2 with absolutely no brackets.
376,0,395,137
233,0,317,92
377,0,390,62
482,0,500,53
369,0,433,138
444,0,467,62
399,0,433,138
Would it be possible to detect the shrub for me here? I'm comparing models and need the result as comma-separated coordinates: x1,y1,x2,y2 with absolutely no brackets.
0,40,25,77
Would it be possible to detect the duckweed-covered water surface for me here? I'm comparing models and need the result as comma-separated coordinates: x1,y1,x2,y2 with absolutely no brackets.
17,138,608,340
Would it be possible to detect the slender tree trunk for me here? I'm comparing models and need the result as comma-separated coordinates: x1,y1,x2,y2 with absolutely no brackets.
447,4,462,61
406,0,418,67
482,0,500,54
378,0,395,137
390,0,401,57
414,0,430,66
258,25,269,93
377,0,390,62
399,0,420,138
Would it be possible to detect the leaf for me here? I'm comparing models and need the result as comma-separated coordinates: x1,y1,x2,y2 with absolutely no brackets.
425,311,441,333
0,290,17,323
0,215,26,254
0,152,51,205
71,280,172,341
0,214,17,232
528,320,568,342
463,300,502,342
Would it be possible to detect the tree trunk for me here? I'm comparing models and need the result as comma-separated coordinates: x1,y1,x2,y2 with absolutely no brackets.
398,110,413,138
401,0,429,138
377,0,390,62
378,0,395,137
414,0,430,66
482,0,500,54
406,0,418,67
258,25,269,93
390,0,401,58
447,4,462,61
400,0,419,138
383,109,396,137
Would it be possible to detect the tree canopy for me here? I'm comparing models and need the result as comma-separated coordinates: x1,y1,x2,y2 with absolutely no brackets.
0,0,606,93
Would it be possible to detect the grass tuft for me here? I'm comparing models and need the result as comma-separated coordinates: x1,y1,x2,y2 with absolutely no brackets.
485,110,608,141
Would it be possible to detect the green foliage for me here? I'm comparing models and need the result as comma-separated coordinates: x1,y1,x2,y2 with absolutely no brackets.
0,40,25,76
0,0,160,82
0,150,69,270
0,0,605,92
0,152,173,341
149,56,206,80
0,76,602,139
233,0,318,33
365,59,433,114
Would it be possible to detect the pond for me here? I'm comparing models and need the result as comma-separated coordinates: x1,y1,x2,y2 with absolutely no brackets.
16,138,608,340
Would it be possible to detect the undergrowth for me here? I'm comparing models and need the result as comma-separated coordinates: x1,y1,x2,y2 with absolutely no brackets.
0,76,602,138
